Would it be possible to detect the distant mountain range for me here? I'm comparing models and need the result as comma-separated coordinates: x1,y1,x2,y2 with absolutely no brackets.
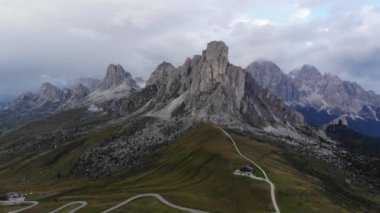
247,60,380,137
0,65,148,134
2,44,379,139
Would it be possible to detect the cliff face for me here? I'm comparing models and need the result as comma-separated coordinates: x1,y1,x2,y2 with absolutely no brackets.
86,64,139,103
98,64,137,90
247,60,300,102
146,41,305,128
247,59,380,137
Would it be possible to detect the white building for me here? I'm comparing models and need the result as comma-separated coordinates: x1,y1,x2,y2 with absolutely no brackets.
7,192,25,202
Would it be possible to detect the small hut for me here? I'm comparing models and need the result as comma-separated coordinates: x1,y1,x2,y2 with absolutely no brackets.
239,165,254,174
7,192,25,202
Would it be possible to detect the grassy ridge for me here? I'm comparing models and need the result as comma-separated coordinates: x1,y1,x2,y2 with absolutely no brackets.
0,124,379,212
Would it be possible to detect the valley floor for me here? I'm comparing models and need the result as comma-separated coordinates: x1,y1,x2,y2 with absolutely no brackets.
0,125,379,212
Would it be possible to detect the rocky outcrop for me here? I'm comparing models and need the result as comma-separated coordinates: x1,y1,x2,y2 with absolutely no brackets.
87,64,139,103
247,60,300,102
6,92,39,111
289,65,380,114
99,64,137,90
70,84,90,102
72,117,193,177
1,83,91,134
145,41,305,129
248,60,380,137
38,82,65,102
146,62,175,87
0,63,143,134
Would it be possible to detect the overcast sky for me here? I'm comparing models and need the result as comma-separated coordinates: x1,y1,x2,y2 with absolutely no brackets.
0,0,380,97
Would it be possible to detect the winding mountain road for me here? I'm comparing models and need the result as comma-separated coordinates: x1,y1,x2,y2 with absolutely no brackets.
101,193,208,213
216,126,280,213
0,201,39,213
1,195,206,213
48,201,87,213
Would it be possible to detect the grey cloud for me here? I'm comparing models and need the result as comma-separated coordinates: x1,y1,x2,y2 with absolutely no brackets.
0,0,379,97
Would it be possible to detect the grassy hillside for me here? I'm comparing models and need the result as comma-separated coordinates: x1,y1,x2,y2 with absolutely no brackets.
111,197,185,213
227,130,380,212
0,124,379,212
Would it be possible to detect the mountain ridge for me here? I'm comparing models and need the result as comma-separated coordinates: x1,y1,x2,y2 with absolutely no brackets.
247,59,380,137
142,41,305,130
0,41,378,205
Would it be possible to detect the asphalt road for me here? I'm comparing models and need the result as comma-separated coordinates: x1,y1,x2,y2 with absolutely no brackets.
101,193,208,213
48,201,88,213
0,201,39,213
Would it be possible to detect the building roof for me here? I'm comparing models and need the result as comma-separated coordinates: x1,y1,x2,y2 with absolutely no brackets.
240,165,254,172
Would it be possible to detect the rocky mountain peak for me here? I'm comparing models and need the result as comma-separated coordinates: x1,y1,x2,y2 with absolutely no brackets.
203,41,229,79
142,41,305,130
38,82,63,102
245,58,380,137
87,64,139,103
296,64,322,80
250,59,281,70
68,84,90,102
247,60,284,79
39,82,57,90
188,41,230,92
99,64,137,90
146,62,175,86
246,60,300,102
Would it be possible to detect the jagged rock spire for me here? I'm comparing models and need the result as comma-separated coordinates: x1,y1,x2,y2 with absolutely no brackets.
204,41,229,79
143,40,305,129
99,64,137,90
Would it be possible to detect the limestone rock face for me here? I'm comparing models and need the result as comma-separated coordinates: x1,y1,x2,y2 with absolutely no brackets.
1,80,97,134
291,65,322,83
247,60,300,102
38,82,64,102
204,41,229,79
291,65,380,114
196,41,229,92
99,64,137,90
249,60,380,117
87,64,139,103
7,92,38,111
248,60,380,137
144,41,305,129
71,84,90,102
146,62,175,86
0,64,141,134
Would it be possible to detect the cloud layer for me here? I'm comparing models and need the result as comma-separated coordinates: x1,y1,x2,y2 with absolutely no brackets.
0,0,379,96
